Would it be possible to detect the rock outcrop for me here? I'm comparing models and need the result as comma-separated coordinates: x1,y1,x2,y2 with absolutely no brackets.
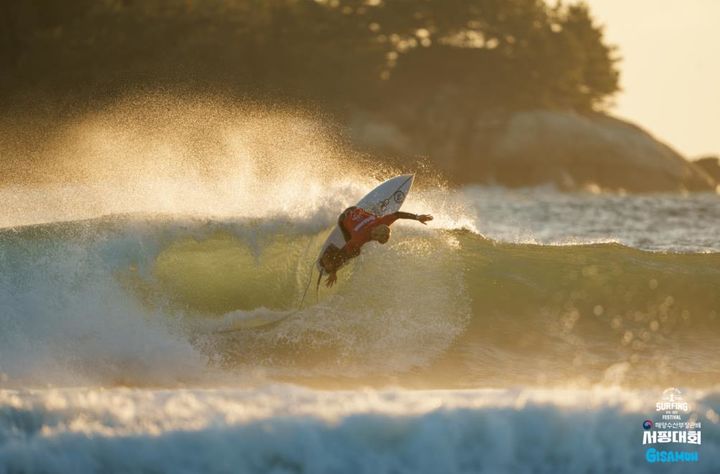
348,108,717,193
487,111,715,192
693,156,720,184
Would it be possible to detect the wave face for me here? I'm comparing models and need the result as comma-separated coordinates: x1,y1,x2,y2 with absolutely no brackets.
1,214,718,389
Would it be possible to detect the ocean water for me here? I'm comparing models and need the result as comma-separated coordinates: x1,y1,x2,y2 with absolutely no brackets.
0,97,720,474
1,177,718,473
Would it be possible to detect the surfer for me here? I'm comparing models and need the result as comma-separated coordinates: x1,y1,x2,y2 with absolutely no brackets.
320,206,433,287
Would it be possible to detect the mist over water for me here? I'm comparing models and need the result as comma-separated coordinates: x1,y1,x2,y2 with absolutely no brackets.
0,95,385,227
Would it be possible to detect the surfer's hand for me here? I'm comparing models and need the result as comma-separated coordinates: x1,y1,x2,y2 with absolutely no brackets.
417,214,433,225
326,272,338,288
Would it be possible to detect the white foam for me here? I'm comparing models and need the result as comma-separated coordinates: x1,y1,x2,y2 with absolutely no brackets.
1,385,717,473
0,233,211,387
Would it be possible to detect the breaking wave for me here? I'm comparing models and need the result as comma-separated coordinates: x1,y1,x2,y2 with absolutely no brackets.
1,213,718,389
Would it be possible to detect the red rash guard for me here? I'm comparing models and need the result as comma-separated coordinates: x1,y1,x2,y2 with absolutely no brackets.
319,207,420,273
339,207,401,258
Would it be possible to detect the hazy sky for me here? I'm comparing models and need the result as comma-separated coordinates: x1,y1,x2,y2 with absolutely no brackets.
584,0,719,158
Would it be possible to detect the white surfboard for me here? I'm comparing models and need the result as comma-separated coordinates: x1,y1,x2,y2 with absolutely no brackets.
316,174,414,272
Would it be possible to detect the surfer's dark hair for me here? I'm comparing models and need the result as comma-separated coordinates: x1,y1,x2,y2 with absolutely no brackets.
320,244,343,271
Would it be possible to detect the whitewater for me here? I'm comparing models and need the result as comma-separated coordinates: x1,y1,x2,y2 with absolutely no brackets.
1,98,718,473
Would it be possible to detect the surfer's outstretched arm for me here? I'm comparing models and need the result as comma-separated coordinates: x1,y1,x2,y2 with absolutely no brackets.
378,212,433,225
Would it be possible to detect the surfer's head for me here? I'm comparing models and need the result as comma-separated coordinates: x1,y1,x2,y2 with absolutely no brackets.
370,224,391,244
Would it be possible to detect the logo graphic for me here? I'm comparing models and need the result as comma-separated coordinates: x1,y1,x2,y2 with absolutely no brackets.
656,388,688,412
350,208,364,220
642,388,701,464
662,388,682,402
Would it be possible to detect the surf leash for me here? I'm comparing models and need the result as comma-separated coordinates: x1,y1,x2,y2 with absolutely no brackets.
297,264,317,310
314,268,324,302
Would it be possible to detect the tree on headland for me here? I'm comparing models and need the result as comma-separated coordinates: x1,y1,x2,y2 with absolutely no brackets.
0,0,619,114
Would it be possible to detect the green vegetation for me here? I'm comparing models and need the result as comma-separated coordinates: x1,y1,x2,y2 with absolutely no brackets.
1,0,619,113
